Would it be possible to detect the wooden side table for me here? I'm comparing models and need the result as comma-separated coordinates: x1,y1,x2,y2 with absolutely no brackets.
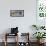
4,33,18,46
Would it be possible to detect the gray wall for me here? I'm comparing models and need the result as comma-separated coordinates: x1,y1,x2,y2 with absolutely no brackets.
0,0,36,42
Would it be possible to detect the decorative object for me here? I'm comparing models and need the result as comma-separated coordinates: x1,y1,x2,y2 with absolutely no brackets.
10,10,24,17
11,27,18,34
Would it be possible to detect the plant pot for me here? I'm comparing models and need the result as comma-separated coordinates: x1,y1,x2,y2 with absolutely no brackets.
37,39,40,43
37,39,45,44
40,38,45,43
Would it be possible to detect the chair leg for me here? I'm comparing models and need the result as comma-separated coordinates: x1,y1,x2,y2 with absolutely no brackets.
4,40,7,46
4,33,7,46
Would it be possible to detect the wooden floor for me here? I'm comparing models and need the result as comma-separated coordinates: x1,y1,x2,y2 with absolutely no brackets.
0,42,46,46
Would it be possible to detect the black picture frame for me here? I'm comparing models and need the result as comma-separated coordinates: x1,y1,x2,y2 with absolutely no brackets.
10,10,24,17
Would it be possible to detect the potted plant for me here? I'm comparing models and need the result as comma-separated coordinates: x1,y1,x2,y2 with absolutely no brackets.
33,32,46,43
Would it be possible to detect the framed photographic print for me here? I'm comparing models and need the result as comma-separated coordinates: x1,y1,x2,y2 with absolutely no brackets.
10,10,24,17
